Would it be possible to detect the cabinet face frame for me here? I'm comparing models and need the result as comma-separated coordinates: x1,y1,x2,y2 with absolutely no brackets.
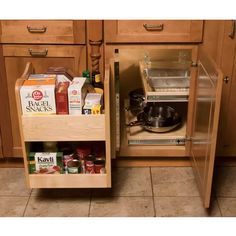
104,20,203,43
2,44,86,158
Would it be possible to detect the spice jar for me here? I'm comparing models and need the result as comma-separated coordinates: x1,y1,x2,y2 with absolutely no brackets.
67,159,81,174
85,155,95,174
94,159,105,174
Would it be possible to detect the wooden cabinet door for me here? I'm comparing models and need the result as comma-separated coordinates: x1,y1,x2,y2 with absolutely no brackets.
217,20,236,156
2,44,86,158
191,48,223,208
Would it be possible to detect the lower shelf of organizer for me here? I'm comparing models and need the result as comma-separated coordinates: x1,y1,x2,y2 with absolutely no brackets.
27,173,111,188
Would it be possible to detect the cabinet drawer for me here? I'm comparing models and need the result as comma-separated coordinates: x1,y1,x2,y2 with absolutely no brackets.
104,20,203,43
1,20,85,44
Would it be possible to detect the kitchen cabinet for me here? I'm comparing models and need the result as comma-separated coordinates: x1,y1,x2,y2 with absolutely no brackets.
104,20,203,43
15,62,111,188
217,20,236,156
104,21,223,207
2,44,86,157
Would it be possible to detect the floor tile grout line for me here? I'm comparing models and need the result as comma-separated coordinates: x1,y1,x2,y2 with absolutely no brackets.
215,196,223,217
149,167,156,217
22,189,33,217
88,190,92,217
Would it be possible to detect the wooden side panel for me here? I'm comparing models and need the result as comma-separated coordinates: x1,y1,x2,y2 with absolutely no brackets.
217,20,236,156
191,48,223,208
0,132,3,157
104,65,111,186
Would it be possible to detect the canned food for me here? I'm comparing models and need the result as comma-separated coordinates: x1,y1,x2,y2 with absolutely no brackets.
76,144,91,160
67,159,81,174
94,159,105,174
85,155,95,174
63,154,74,173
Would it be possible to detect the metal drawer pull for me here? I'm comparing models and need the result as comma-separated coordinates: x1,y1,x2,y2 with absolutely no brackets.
27,25,47,33
28,49,48,57
143,23,164,31
229,20,235,39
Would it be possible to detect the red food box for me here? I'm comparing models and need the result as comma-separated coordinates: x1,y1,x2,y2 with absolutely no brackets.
55,82,70,114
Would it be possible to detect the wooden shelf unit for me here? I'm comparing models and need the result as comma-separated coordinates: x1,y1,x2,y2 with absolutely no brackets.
15,62,111,189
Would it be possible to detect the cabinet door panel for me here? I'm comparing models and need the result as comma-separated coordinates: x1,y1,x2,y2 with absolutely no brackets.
2,45,86,157
191,48,223,208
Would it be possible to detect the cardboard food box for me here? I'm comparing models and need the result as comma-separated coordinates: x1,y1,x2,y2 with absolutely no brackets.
28,74,57,80
28,152,64,174
55,81,70,114
84,93,102,106
83,104,102,115
20,76,56,115
68,77,87,115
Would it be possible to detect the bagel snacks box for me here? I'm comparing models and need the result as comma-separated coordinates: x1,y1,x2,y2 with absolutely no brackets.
20,74,57,115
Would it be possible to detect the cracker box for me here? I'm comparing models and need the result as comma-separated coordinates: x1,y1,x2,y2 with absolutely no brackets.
28,152,64,174
68,77,87,115
20,76,56,115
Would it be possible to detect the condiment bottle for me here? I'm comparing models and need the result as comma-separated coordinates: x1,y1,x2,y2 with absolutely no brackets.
93,74,104,95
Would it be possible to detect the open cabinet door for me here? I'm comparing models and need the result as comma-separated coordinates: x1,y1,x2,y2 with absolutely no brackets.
191,47,223,208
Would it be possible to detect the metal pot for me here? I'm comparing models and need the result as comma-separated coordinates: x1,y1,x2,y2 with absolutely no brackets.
128,88,145,115
127,103,182,133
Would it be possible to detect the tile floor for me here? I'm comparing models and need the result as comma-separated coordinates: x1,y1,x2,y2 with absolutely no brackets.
0,166,236,217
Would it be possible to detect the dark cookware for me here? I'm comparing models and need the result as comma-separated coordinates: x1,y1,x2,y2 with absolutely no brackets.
127,103,182,133
128,88,145,116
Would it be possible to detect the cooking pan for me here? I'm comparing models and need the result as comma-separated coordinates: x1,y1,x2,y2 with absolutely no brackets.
128,88,146,116
127,103,182,133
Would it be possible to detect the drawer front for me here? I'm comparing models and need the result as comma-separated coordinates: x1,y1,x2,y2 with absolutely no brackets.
105,20,203,43
22,115,106,142
1,20,85,44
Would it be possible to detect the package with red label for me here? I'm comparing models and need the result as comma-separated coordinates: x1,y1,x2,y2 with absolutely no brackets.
55,81,70,114
20,76,56,115
68,77,87,115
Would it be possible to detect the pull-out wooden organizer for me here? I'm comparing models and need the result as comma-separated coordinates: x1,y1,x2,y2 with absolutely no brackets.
15,62,111,188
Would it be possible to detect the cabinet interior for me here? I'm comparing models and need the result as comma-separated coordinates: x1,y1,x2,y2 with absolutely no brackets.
109,46,195,157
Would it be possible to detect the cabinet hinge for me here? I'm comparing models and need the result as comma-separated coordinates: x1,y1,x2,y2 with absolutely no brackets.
191,62,198,67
